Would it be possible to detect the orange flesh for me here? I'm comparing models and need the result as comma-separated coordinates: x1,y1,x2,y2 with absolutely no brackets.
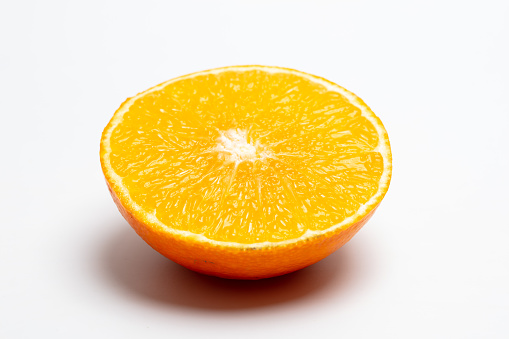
109,70,384,244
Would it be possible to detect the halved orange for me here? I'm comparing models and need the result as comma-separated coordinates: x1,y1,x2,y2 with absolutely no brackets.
100,65,392,279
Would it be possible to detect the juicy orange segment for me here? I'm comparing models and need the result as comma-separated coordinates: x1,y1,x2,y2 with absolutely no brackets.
101,66,391,279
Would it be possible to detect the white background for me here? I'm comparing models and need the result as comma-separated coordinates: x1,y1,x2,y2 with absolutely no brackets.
1,1,508,338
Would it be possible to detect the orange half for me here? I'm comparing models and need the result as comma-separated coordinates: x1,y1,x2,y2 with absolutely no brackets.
100,65,392,279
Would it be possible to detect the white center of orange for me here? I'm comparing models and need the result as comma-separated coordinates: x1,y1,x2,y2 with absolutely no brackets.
215,129,257,163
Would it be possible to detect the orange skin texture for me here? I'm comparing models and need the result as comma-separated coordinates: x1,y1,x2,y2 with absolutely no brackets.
107,181,377,280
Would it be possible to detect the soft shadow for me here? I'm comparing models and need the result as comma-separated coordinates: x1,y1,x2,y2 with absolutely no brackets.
100,222,366,310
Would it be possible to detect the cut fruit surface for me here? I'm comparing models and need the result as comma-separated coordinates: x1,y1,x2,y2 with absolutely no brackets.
101,65,392,279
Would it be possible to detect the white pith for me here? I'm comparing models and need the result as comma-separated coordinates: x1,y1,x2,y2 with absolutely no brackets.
101,65,392,249
215,128,271,164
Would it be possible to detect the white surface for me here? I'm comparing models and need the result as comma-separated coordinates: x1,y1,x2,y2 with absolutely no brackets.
1,0,508,338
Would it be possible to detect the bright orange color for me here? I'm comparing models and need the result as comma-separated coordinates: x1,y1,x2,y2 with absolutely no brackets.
100,66,392,279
